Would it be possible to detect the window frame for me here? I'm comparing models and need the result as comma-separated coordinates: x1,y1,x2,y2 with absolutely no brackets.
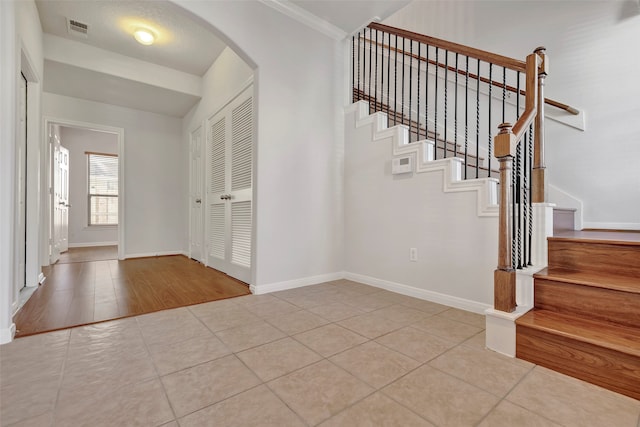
86,151,119,227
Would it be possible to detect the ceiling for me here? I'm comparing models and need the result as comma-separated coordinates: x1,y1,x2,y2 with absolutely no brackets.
35,0,409,118
36,0,226,76
291,0,410,34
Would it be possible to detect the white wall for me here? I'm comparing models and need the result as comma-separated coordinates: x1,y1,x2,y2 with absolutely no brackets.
384,1,640,229
43,93,185,257
1,0,45,343
59,126,118,247
344,108,497,311
175,1,345,287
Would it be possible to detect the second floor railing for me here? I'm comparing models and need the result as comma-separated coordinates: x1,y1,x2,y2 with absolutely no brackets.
351,23,552,313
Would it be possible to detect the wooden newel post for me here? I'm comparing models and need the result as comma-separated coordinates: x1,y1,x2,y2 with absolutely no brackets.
494,122,517,312
533,47,548,203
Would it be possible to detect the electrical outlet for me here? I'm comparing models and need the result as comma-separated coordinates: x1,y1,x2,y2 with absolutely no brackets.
409,247,418,262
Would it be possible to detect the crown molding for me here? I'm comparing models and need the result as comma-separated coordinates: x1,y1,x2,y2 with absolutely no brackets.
259,0,347,40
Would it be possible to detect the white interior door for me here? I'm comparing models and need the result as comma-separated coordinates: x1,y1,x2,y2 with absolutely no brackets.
15,73,27,295
59,146,69,253
51,132,69,262
189,126,204,262
206,85,253,283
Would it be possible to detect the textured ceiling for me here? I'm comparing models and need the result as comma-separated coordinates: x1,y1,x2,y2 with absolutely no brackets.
36,0,226,76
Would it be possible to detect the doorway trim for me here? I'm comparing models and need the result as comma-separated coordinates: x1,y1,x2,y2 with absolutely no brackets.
43,117,125,261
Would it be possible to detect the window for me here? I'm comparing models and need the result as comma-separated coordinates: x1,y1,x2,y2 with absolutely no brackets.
87,152,118,226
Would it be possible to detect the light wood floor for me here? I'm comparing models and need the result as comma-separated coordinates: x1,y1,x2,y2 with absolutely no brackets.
57,245,118,263
14,252,250,337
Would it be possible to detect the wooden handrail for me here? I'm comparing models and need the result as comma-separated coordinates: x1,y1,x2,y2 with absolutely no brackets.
368,22,527,73
359,33,578,116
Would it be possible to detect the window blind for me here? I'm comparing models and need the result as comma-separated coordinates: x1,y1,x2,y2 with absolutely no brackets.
88,153,118,225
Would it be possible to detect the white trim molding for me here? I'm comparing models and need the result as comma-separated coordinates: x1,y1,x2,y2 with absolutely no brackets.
124,251,188,260
250,272,344,295
345,272,492,315
68,241,118,248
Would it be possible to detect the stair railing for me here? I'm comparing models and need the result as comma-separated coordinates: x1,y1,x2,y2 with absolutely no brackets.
351,23,550,313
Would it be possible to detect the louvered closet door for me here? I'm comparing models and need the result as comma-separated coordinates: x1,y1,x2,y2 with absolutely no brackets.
206,85,253,283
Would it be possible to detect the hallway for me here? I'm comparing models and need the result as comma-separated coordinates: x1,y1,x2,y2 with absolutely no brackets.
13,253,250,337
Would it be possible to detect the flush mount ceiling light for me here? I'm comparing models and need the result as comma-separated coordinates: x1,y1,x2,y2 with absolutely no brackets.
133,28,155,45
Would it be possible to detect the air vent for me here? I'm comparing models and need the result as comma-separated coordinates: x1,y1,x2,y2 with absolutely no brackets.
66,18,89,38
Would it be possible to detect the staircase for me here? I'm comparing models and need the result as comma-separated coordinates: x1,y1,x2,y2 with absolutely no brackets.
515,230,640,400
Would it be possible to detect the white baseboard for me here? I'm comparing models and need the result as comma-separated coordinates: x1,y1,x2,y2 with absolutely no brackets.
582,221,640,231
344,272,491,315
124,251,187,260
68,241,118,248
251,272,344,295
38,272,45,284
0,323,16,345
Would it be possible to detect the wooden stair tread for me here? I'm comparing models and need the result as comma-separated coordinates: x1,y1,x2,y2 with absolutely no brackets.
551,230,640,246
516,309,640,358
534,267,640,294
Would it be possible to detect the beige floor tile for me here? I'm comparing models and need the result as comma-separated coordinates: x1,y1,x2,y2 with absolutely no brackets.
161,354,260,417
330,341,420,388
0,333,67,386
462,330,487,349
275,290,343,310
412,315,482,343
338,311,404,339
57,347,157,409
159,422,178,427
179,385,305,427
269,360,374,425
215,321,286,352
68,317,140,348
187,298,240,317
506,366,640,427
0,374,60,426
376,326,457,363
237,337,322,381
136,307,210,345
243,299,299,318
430,344,533,397
342,292,396,311
148,334,231,375
371,304,430,325
477,400,562,427
294,324,368,357
55,378,174,427
5,412,54,427
308,302,365,322
383,365,499,426
398,298,450,315
438,308,486,328
194,305,261,332
331,280,380,295
232,293,280,307
319,392,434,427
264,310,329,335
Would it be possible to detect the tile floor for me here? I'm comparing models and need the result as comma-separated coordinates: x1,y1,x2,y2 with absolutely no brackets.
1,279,639,427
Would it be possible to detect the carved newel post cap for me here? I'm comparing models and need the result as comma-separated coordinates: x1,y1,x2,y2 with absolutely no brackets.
498,122,513,134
